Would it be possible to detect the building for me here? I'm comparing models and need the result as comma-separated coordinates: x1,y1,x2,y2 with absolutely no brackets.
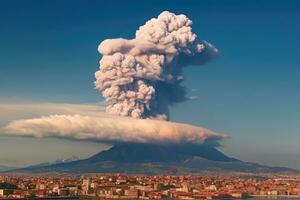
124,189,139,198
0,189,14,197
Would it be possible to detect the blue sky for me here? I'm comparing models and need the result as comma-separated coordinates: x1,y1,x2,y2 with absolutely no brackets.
1,0,300,169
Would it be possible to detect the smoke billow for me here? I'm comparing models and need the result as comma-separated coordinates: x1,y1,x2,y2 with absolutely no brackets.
4,11,223,145
95,11,218,120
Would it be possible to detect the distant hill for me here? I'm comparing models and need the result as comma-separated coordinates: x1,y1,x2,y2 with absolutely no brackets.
8,143,299,174
24,155,79,169
0,165,15,172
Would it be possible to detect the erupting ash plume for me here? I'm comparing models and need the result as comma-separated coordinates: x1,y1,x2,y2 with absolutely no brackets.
95,11,218,120
4,11,223,145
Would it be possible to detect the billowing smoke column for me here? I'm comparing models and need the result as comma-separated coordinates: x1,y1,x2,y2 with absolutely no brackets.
3,11,224,146
95,11,218,120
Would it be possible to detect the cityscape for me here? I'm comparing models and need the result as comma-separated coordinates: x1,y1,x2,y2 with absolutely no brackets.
1,174,300,199
1,1,300,200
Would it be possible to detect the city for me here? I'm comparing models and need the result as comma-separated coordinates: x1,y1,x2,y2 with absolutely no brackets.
1,174,300,199
1,1,300,200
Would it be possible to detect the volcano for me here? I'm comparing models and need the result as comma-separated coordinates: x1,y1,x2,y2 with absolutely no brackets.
10,143,298,174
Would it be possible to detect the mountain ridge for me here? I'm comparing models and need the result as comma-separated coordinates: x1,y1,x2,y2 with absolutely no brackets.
7,143,299,175
0,165,15,172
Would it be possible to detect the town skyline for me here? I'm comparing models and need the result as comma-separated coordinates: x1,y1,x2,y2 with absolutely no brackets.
1,173,300,199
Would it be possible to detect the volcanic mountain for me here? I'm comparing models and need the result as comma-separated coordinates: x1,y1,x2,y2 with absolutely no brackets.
9,143,298,174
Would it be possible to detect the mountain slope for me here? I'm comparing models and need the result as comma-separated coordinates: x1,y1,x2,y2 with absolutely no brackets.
9,143,298,174
0,165,15,172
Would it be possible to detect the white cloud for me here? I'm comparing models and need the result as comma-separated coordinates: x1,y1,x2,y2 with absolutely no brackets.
0,102,104,124
5,114,224,144
2,102,225,144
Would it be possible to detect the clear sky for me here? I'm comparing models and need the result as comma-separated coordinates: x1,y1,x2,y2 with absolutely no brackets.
1,0,300,169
